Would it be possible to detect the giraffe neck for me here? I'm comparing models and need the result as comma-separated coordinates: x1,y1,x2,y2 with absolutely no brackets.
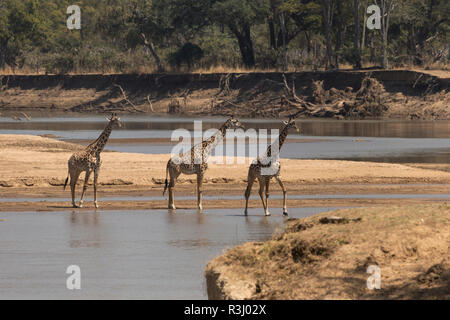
264,124,290,159
87,122,113,156
277,125,290,150
202,122,228,156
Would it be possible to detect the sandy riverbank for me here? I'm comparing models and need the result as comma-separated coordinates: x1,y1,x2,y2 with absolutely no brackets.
1,134,450,212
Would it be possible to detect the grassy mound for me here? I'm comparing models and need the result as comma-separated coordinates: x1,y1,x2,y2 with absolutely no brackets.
205,204,450,299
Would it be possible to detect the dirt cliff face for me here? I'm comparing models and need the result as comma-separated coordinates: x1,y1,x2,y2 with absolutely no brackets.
0,70,448,120
205,204,450,300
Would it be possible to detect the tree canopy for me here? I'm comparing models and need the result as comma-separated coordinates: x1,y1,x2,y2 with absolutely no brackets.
0,0,448,73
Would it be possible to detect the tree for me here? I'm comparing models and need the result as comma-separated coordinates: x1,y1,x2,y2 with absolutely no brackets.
128,0,174,72
210,0,270,68
321,0,335,69
376,0,396,68
282,0,322,54
397,0,449,66
0,0,46,69
353,0,362,68
333,0,343,68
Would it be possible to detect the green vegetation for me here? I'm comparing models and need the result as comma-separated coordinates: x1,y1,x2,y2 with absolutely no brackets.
0,0,448,74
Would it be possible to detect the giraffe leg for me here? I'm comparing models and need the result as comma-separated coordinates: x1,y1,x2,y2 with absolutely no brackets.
168,177,176,209
93,168,100,208
69,170,81,208
197,172,204,211
78,170,91,208
265,178,271,216
244,166,256,215
244,179,254,216
276,176,288,216
258,179,270,216
168,166,180,210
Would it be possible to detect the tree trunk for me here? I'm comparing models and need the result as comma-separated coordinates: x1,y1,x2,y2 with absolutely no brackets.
353,0,362,69
334,0,343,69
232,24,255,68
382,1,388,68
0,38,9,69
268,19,277,49
305,31,312,55
379,0,395,69
141,34,165,73
279,13,288,71
0,49,6,70
269,0,279,49
370,32,375,63
382,38,388,69
361,2,367,49
413,0,435,66
321,0,335,69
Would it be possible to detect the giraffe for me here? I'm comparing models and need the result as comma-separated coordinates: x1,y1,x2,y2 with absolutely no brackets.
163,117,244,211
244,118,299,216
63,113,121,208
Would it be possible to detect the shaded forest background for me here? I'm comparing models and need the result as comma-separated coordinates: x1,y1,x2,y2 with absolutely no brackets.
0,0,448,74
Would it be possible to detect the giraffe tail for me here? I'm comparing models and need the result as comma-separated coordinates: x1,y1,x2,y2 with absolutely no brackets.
63,169,69,190
163,161,169,196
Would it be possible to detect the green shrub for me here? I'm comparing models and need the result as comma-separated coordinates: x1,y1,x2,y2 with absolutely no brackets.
168,43,204,70
44,54,75,74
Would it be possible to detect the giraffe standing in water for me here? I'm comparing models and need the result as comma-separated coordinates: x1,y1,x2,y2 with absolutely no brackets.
244,118,299,216
163,117,244,211
64,113,121,208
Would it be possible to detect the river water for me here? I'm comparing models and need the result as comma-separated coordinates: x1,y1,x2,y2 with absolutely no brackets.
0,114,449,299
0,207,344,299
1,115,449,163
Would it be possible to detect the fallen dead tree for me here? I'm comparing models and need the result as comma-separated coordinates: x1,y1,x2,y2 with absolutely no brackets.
247,74,389,119
280,75,344,118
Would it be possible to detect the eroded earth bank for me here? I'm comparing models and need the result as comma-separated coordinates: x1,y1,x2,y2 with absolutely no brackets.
205,204,450,300
1,70,449,120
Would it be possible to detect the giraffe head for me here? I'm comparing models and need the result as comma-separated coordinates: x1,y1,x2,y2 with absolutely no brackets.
225,116,244,130
107,113,122,128
283,118,300,132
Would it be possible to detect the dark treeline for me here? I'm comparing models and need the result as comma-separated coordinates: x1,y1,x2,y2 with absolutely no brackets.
0,0,448,73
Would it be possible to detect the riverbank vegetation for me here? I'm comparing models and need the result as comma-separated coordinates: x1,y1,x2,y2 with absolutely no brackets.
0,0,449,74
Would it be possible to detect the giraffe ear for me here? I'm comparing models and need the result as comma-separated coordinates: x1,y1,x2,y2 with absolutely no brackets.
283,120,288,125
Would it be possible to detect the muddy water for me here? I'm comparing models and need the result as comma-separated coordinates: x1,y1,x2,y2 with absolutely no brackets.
0,207,341,299
1,115,449,163
1,115,449,138
1,115,448,299
2,193,450,203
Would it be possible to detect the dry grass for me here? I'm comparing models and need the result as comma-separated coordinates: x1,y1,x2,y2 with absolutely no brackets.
0,64,361,75
2,63,449,76
206,204,450,299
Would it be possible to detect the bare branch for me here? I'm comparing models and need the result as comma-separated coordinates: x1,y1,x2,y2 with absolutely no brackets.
113,84,141,112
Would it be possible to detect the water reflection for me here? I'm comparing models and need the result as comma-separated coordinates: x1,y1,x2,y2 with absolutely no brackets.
0,207,348,299
2,193,450,204
1,116,449,138
68,210,101,248
1,116,449,163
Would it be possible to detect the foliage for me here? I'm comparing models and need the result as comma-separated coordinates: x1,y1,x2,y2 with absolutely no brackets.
168,42,204,70
0,0,448,73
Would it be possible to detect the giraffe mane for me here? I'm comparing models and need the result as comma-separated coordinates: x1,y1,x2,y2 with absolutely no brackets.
86,120,113,152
